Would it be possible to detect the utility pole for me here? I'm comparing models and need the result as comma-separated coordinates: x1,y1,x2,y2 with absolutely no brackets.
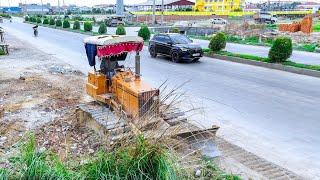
161,0,164,25
41,0,43,14
152,0,156,25
58,0,61,16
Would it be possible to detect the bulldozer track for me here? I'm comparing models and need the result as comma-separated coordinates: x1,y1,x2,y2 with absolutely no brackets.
216,137,302,180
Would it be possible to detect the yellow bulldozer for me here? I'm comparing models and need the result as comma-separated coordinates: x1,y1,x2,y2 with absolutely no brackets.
84,35,159,119
79,35,219,155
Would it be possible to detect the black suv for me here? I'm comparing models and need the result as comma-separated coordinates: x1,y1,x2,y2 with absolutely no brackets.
149,33,203,63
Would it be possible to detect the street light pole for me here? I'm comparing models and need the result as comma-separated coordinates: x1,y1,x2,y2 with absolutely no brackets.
161,0,164,25
41,0,43,14
152,0,155,25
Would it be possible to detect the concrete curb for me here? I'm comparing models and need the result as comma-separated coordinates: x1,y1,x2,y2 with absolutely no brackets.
206,54,320,78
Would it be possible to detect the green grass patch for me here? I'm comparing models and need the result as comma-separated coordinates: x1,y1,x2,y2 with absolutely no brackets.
313,22,320,32
204,50,320,72
1,133,239,179
215,51,269,62
294,44,317,52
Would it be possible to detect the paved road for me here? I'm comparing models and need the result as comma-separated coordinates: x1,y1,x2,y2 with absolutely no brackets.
193,39,320,65
3,19,320,179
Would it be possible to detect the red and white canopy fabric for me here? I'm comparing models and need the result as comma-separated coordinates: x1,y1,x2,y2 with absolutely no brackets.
84,35,144,57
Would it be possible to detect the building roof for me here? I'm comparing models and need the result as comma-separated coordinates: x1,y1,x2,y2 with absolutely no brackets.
136,0,194,6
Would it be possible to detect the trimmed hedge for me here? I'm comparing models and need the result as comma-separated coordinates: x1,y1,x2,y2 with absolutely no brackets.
268,37,292,63
36,17,42,24
171,27,180,33
63,19,70,28
73,20,80,30
55,19,62,27
116,25,126,35
98,23,107,34
209,32,227,52
138,25,151,41
84,21,92,32
49,18,55,25
43,18,49,24
25,16,29,21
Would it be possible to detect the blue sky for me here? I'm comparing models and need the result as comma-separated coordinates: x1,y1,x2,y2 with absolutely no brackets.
0,0,314,7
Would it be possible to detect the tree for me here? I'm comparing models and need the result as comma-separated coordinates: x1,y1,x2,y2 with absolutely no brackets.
98,23,107,34
56,19,62,27
268,37,293,63
49,18,55,25
25,16,29,21
84,21,93,32
73,20,80,30
209,32,227,52
63,19,70,28
138,25,151,41
116,25,126,35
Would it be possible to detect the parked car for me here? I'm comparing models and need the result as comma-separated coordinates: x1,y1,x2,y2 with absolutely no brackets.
149,33,203,63
211,18,227,24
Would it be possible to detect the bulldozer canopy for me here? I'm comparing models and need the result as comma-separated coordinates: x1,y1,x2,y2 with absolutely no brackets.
84,35,144,67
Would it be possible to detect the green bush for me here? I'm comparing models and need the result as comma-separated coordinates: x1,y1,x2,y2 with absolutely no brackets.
116,25,126,35
209,32,227,52
98,23,107,34
171,27,180,33
31,16,37,23
25,16,29,21
84,21,92,32
55,19,62,27
268,37,292,63
138,25,151,41
42,18,49,24
49,18,55,25
63,19,70,28
36,17,42,24
73,20,80,30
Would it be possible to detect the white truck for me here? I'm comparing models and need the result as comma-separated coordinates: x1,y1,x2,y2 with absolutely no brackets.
254,12,278,24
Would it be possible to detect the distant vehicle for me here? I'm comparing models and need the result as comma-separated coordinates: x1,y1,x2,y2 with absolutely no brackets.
254,12,278,24
173,21,193,27
105,16,125,27
211,18,227,25
149,33,203,63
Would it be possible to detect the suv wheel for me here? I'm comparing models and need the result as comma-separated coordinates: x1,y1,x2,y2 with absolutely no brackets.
171,51,180,63
149,47,157,58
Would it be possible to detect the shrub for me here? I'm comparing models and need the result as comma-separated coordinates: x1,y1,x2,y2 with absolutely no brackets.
84,21,92,32
25,16,29,21
55,19,62,27
36,17,42,24
138,25,151,41
268,37,292,63
30,16,37,23
63,19,70,28
209,32,227,52
116,25,126,35
49,18,55,25
171,27,180,33
98,23,107,34
42,18,49,24
73,20,80,30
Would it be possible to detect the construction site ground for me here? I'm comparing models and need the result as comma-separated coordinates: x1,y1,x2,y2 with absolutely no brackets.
0,28,306,179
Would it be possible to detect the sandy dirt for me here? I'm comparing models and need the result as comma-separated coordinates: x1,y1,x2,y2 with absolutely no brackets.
0,35,107,166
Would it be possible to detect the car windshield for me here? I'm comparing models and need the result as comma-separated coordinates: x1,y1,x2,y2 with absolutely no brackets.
170,34,192,44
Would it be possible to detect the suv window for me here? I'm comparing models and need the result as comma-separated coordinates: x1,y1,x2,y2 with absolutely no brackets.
170,34,192,44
